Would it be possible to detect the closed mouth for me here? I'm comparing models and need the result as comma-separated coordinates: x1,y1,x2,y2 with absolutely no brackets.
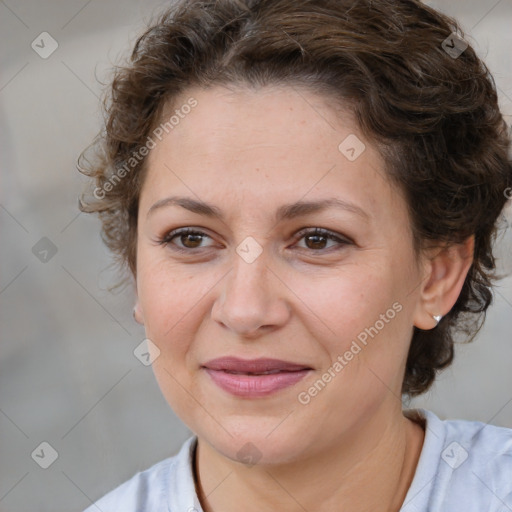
215,369,306,375
202,356,312,374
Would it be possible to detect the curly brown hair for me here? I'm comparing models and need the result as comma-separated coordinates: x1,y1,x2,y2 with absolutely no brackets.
78,0,512,397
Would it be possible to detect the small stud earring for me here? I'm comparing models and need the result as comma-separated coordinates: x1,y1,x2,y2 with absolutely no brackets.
433,315,442,324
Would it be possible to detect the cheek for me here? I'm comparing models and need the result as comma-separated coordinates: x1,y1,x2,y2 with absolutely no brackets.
292,263,399,342
292,263,411,389
140,272,201,350
136,250,224,363
137,260,210,418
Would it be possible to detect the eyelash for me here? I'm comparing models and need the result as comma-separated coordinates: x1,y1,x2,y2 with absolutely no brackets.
156,227,352,254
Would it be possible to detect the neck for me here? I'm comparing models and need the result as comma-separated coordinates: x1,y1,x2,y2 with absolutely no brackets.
194,406,425,512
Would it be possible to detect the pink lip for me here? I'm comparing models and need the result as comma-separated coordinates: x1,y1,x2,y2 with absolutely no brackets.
202,357,312,398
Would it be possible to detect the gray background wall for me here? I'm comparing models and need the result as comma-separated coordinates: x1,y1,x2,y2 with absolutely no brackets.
1,1,511,511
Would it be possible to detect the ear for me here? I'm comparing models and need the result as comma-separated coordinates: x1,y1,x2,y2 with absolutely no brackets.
413,235,474,330
133,297,145,325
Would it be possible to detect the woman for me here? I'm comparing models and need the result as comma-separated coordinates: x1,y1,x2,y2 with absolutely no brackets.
79,0,512,510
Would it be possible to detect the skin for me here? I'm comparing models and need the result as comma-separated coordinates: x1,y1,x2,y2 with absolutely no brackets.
134,84,474,511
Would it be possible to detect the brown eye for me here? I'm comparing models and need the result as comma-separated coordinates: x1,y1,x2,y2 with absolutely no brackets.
295,228,351,252
159,228,214,251
176,231,204,249
304,233,330,250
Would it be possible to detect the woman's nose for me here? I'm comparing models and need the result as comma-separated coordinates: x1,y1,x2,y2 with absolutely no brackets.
210,245,291,338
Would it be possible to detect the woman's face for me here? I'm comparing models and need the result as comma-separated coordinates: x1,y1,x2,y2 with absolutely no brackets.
136,84,427,464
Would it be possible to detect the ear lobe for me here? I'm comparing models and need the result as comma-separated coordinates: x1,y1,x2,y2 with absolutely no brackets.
133,300,144,325
413,235,474,330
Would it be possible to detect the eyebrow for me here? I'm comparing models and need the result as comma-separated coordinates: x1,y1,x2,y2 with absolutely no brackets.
147,196,370,222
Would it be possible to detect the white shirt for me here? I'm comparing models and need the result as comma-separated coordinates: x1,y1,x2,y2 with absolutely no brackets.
84,408,512,511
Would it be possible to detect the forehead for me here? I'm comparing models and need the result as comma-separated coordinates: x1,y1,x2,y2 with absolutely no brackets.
140,84,405,226
153,84,356,161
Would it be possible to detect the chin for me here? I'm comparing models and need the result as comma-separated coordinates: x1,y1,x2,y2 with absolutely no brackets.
197,417,311,467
